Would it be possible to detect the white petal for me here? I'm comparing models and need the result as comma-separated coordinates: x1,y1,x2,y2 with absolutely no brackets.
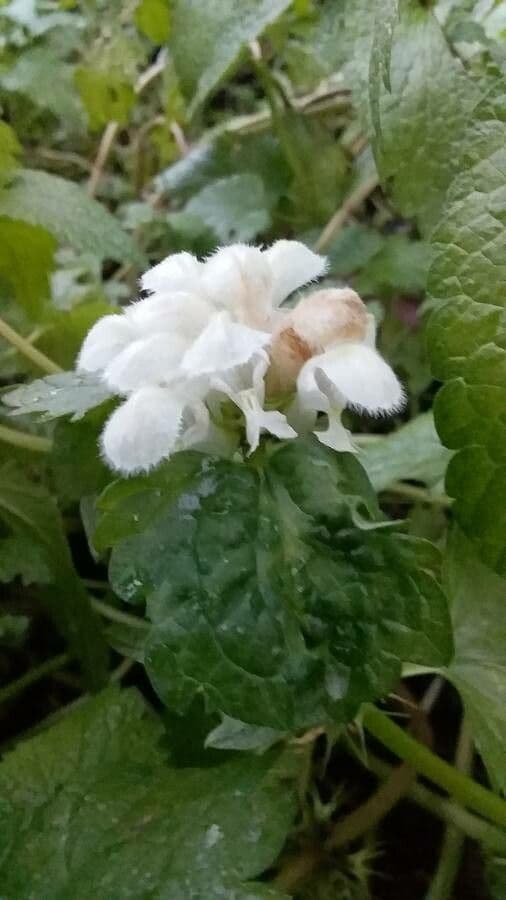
77,314,136,373
201,244,273,328
101,387,185,474
103,333,189,393
240,391,296,452
315,413,355,452
126,291,213,339
181,312,270,378
141,251,202,294
307,343,405,415
264,240,327,307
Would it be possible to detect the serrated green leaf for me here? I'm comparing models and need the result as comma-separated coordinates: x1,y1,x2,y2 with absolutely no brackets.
135,0,171,43
170,0,292,114
3,371,114,422
353,234,432,298
427,85,506,574
0,686,296,899
0,217,56,318
359,413,452,493
74,66,135,131
98,440,452,731
445,530,506,794
0,461,108,687
0,169,142,264
368,0,398,139
170,173,270,244
370,3,479,231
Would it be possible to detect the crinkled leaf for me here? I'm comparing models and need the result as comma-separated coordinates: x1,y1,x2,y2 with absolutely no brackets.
0,169,142,264
369,3,479,231
0,686,297,899
0,461,108,688
3,371,114,422
0,217,56,319
359,413,452,493
170,0,292,114
427,85,506,574
445,530,506,794
97,440,452,731
169,173,271,244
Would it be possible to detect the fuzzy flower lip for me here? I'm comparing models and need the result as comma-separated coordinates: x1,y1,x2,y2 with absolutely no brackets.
77,241,404,475
78,241,326,474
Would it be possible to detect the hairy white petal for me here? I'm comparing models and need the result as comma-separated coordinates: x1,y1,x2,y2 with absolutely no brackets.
264,240,327,307
315,413,355,452
126,291,213,339
239,391,296,452
101,387,185,473
201,244,273,328
77,314,136,373
181,312,271,377
307,343,405,415
141,251,202,294
103,333,190,393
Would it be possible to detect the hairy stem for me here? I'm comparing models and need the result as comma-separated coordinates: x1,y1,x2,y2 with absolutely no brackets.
0,652,71,706
428,718,474,900
90,597,149,630
363,705,506,828
0,423,52,453
0,316,62,375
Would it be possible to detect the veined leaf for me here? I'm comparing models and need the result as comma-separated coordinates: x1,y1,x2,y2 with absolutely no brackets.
3,371,114,422
359,413,452,493
97,440,452,731
170,0,292,114
169,173,271,244
0,170,143,264
0,686,296,899
445,530,506,793
0,461,108,688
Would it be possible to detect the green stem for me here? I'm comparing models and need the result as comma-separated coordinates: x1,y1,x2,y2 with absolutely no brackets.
0,316,62,375
385,481,452,509
0,423,52,453
427,718,474,900
363,705,506,828
347,740,506,853
90,597,149,630
0,652,70,706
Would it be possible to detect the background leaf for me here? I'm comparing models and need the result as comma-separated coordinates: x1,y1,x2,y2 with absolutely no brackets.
4,371,114,422
0,217,56,319
0,686,297,899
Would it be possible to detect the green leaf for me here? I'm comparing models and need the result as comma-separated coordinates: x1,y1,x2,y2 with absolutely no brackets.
0,122,21,179
98,440,452,730
0,613,30,648
170,173,271,244
0,461,108,688
0,686,297,898
368,0,398,139
135,0,171,43
0,217,56,319
0,534,51,586
353,234,432,298
206,716,285,753
427,85,506,574
3,371,114,422
50,409,113,504
74,66,135,131
170,0,292,114
1,47,84,128
486,855,506,900
38,299,117,370
370,3,479,231
359,413,452,493
0,170,142,264
445,530,506,794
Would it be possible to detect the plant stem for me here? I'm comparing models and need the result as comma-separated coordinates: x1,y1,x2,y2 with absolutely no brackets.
0,652,71,706
0,316,62,375
385,481,452,509
363,705,506,828
428,718,474,900
0,423,52,453
90,597,149,630
346,739,506,853
314,173,380,252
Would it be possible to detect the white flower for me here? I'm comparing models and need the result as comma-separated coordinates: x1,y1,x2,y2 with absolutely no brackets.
78,242,404,475
78,241,325,473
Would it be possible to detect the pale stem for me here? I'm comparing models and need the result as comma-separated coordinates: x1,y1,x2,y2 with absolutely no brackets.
0,316,62,375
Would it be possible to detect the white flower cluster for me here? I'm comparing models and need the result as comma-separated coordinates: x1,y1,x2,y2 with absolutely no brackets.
78,241,404,474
